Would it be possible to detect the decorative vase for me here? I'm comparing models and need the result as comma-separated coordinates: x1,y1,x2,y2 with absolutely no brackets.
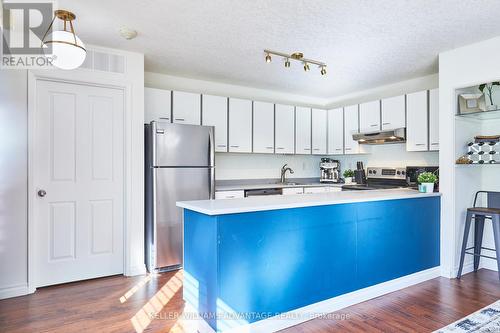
345,177,353,184
487,104,498,111
419,183,435,193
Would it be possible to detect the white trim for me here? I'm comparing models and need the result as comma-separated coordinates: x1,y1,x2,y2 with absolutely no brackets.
222,266,441,333
0,283,32,300
27,72,134,291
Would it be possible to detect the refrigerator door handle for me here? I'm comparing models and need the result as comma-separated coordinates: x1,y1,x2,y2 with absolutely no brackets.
208,126,216,199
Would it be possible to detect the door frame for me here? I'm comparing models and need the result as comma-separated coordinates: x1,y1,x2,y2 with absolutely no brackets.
27,73,132,292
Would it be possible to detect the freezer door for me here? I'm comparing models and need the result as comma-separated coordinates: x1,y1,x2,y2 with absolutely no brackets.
153,122,214,167
154,167,213,269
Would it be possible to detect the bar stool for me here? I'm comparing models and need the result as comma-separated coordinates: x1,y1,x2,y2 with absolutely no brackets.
457,191,500,280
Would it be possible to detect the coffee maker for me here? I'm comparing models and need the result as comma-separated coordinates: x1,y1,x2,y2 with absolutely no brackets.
320,158,341,183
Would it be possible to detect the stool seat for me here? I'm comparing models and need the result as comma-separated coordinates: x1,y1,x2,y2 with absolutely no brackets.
467,207,500,215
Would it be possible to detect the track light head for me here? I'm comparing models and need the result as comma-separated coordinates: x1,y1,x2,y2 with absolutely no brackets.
265,53,272,63
320,66,327,75
284,58,290,68
303,62,310,72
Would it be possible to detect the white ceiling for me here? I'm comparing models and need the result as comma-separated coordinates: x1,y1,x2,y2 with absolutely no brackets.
60,0,500,98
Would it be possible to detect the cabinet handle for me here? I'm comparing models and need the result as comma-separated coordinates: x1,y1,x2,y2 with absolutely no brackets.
226,196,235,199
382,122,391,125
159,117,170,120
175,118,185,121
266,147,273,149
217,144,226,148
415,143,426,146
230,145,240,148
313,148,320,151
431,142,439,145
370,124,379,127
335,148,342,151
304,148,310,150
345,148,351,150
276,147,285,150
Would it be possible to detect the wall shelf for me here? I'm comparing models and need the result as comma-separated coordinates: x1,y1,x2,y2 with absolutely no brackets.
456,108,500,120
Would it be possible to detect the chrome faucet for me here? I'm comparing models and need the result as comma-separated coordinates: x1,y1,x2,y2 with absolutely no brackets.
280,164,294,183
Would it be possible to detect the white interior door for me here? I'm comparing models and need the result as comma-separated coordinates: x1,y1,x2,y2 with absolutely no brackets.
34,80,124,287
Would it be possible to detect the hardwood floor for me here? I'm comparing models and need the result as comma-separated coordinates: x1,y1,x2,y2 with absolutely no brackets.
0,269,499,333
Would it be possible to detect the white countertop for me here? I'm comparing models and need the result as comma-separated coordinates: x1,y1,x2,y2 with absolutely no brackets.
176,189,441,215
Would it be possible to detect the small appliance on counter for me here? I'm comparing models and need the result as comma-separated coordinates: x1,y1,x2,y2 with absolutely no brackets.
342,167,408,191
354,161,367,185
320,158,342,183
406,166,439,190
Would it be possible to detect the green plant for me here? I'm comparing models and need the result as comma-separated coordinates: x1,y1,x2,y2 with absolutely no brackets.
417,172,438,184
478,82,500,105
343,169,354,178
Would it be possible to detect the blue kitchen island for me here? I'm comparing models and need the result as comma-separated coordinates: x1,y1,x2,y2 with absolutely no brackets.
177,189,441,332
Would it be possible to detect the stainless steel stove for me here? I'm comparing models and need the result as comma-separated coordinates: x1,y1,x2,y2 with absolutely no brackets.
341,167,408,191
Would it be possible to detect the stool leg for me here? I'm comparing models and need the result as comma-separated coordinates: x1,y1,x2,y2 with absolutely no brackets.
474,216,485,272
491,215,500,281
457,212,473,279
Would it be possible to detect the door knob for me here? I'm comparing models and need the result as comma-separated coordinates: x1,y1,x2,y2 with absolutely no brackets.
38,189,47,197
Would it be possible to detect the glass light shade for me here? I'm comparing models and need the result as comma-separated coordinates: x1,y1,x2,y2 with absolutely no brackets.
44,31,86,70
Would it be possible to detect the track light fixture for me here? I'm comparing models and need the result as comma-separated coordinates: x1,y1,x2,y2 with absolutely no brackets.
264,49,327,76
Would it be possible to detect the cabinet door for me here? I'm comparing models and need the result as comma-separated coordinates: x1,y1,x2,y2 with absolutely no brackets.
275,104,295,154
327,108,344,155
295,107,311,154
381,95,406,130
202,94,228,152
228,98,252,153
282,187,304,195
406,91,428,151
172,91,201,125
359,100,381,132
145,87,171,123
312,108,327,155
344,105,360,154
304,186,329,194
429,88,439,151
215,190,245,199
253,101,275,154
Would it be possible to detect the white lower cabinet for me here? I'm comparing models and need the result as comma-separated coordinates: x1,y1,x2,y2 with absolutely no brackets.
304,186,329,194
275,104,295,154
202,94,228,152
295,107,312,154
312,108,327,155
145,87,171,123
327,108,344,155
406,90,428,151
228,98,252,153
282,187,304,195
253,101,275,153
344,105,360,154
429,88,439,151
215,190,245,199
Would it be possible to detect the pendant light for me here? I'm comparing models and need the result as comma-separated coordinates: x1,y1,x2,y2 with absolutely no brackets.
41,10,86,70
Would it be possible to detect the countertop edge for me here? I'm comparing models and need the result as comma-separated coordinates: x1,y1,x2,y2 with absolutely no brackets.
177,191,441,216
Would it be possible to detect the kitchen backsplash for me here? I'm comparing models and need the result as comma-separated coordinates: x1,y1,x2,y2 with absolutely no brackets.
215,144,439,180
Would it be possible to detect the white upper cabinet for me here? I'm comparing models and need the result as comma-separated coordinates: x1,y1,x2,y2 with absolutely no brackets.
429,88,439,151
228,98,252,153
406,90,428,151
312,108,327,155
145,87,171,123
295,107,312,154
253,101,275,154
172,91,201,125
381,95,406,130
275,104,295,154
202,94,228,152
344,104,360,154
327,108,344,155
359,100,381,132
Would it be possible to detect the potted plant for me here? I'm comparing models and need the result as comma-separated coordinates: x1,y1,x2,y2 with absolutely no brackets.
478,82,500,111
417,172,438,193
343,169,355,184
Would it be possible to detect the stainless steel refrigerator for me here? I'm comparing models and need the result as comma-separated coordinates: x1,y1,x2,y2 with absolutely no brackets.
145,121,215,272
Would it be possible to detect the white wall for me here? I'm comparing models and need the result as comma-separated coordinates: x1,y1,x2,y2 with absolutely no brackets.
439,36,500,278
0,70,29,299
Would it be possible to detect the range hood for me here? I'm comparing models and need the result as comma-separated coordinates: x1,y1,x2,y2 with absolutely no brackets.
352,128,406,145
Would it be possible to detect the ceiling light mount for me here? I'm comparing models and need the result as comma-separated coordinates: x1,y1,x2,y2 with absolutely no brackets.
264,49,327,76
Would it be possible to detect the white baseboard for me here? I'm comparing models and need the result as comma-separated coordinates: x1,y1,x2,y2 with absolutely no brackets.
223,266,441,333
0,283,33,300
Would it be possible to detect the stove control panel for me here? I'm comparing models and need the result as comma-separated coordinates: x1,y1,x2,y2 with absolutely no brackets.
367,167,406,180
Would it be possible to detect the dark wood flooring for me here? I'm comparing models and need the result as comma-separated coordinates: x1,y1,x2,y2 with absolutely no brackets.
0,269,499,333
